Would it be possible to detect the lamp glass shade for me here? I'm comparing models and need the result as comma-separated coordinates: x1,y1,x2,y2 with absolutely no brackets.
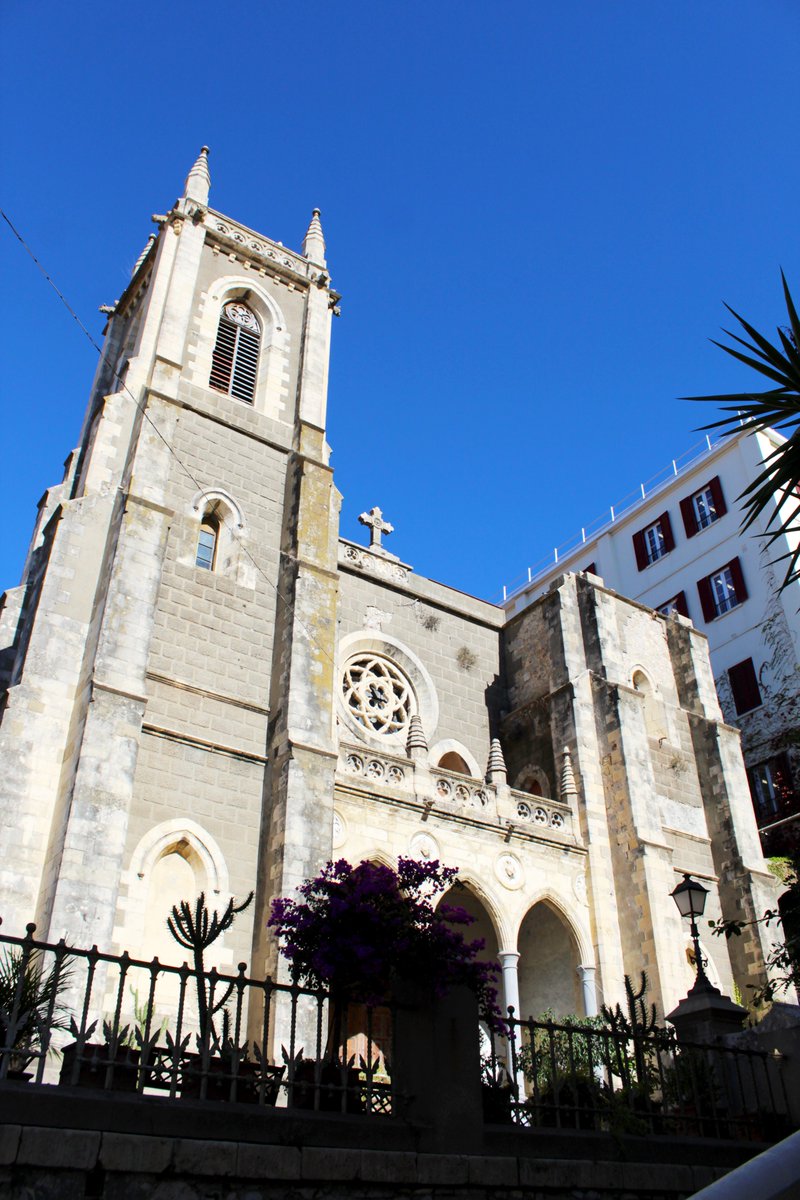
671,874,709,919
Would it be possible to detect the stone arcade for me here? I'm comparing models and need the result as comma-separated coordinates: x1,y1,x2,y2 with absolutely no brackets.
0,149,779,1025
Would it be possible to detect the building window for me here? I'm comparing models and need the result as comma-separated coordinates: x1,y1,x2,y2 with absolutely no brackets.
196,514,219,570
747,754,794,824
728,658,762,715
656,591,689,618
680,476,727,537
632,512,675,570
209,302,261,403
697,557,747,620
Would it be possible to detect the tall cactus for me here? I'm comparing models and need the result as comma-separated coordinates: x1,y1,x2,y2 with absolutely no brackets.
167,891,254,1042
601,972,659,1089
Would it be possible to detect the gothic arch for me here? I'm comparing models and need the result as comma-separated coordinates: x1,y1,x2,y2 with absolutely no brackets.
190,275,291,420
429,738,481,779
439,872,511,952
115,820,231,969
128,818,229,896
191,487,246,534
631,665,668,741
516,895,587,1019
514,764,550,798
187,488,255,587
513,889,592,964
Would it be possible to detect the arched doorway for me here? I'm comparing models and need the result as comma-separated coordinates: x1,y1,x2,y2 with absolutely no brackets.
517,901,582,1020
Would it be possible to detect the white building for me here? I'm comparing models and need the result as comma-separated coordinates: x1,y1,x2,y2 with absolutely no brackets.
503,428,800,856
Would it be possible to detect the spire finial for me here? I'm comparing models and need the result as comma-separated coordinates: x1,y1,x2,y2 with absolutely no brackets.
184,145,211,206
406,714,428,757
486,738,507,785
303,207,326,266
560,746,578,799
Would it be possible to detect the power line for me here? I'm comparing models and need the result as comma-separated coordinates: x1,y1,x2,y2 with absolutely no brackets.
0,208,337,670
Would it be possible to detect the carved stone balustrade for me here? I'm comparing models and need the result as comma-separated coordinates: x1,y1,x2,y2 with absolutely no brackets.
430,767,494,816
335,744,577,845
338,744,413,791
505,788,575,841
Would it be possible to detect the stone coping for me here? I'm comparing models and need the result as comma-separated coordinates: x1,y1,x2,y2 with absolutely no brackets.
0,1124,745,1197
0,1083,764,1177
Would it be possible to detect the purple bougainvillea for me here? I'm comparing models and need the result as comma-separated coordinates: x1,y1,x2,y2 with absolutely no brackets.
268,858,503,1026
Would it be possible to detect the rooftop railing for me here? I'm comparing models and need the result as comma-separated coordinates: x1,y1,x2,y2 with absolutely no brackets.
498,431,729,604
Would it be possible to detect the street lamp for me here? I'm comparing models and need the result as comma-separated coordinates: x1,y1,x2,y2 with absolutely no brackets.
670,873,714,992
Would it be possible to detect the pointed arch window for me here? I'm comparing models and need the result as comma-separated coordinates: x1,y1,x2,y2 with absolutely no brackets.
196,512,219,570
209,302,261,403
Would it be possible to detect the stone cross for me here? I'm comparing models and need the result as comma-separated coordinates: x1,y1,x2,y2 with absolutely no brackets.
358,506,394,550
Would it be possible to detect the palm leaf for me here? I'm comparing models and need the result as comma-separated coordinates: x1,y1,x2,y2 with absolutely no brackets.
684,275,800,592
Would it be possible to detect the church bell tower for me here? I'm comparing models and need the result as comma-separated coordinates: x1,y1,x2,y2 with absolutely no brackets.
0,150,340,974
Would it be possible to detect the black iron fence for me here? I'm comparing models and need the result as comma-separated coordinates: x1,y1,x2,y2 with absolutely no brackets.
483,1012,794,1141
2,922,794,1141
0,923,393,1114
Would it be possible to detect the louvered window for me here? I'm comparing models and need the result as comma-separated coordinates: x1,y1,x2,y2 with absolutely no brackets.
209,302,261,403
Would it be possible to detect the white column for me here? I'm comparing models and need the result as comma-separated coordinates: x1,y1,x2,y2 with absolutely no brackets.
498,950,521,1020
577,964,598,1017
498,950,525,1097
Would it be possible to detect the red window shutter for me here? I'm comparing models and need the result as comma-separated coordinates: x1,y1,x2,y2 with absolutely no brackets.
660,511,675,552
674,591,689,618
728,658,761,714
632,529,648,571
728,557,748,603
680,495,698,538
584,562,597,576
697,574,716,622
709,475,727,518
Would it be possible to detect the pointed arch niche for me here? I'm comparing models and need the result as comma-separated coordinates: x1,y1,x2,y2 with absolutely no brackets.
118,819,230,970
188,488,255,588
517,899,583,1019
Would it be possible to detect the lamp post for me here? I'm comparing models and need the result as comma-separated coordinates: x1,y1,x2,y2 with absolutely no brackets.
670,873,714,993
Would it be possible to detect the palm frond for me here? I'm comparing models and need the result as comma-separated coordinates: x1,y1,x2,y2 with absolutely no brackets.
685,275,800,592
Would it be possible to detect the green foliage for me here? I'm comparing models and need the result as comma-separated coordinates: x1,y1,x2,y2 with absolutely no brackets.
685,272,800,592
710,851,800,1007
0,946,72,1072
516,1009,606,1092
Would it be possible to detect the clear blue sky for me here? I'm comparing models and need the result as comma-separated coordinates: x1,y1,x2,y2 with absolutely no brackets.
2,2,798,602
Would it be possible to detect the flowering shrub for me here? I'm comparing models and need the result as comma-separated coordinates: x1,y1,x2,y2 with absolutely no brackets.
268,858,502,1026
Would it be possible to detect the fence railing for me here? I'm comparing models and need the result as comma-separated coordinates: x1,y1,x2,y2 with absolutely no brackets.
486,1012,793,1141
0,923,394,1114
2,922,794,1142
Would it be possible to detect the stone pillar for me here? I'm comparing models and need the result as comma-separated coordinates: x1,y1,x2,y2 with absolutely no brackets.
498,950,521,1019
667,981,746,1044
498,950,525,1097
393,984,483,1153
577,964,598,1017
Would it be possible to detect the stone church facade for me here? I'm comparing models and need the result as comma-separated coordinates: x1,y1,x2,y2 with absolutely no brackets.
0,150,778,1022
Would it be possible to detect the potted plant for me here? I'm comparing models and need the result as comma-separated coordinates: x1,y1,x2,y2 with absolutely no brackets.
268,857,503,1113
0,943,72,1082
516,1010,606,1131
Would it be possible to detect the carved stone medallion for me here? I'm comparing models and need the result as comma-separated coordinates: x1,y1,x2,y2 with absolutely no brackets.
495,852,524,890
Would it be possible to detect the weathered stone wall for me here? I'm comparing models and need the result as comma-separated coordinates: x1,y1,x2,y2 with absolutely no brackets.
0,1124,738,1200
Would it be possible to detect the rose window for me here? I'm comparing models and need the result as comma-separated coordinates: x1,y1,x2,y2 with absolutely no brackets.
341,655,415,738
